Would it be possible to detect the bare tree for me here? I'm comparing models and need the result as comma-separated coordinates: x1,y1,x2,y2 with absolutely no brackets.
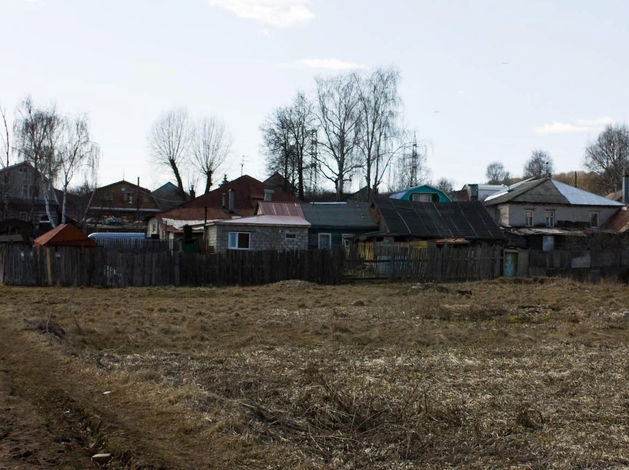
261,92,316,199
585,124,629,193
524,150,553,178
0,105,11,218
15,97,62,227
314,74,363,199
191,117,231,194
435,178,454,195
357,68,403,196
149,108,191,196
58,116,99,223
485,162,510,184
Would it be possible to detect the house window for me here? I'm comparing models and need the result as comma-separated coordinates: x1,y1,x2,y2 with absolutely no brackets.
590,212,599,228
342,234,353,254
411,193,434,202
228,232,250,250
525,209,534,227
285,232,296,239
318,233,332,250
544,210,555,228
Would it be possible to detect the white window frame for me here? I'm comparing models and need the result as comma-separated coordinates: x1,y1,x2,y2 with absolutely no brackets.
544,209,555,228
590,211,599,228
285,232,297,240
318,232,332,250
228,231,251,250
524,209,534,227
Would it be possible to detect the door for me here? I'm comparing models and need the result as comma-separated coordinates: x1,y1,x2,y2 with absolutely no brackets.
504,251,518,277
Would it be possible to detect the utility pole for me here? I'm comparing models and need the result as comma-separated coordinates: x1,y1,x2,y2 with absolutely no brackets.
240,155,245,177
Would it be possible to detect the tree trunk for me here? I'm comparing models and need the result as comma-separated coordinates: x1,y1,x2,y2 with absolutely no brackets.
170,158,185,196
204,170,213,194
61,186,67,224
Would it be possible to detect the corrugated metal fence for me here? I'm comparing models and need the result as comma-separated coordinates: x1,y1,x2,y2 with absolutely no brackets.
0,245,343,287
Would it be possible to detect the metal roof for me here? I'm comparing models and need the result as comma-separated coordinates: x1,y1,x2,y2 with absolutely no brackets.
256,201,304,217
301,202,378,230
208,215,310,227
485,178,623,207
375,199,503,240
34,224,98,248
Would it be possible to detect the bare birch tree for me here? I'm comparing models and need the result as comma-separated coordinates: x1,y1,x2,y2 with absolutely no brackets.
58,116,99,223
357,68,403,196
191,117,231,194
314,74,363,199
486,162,510,184
15,97,62,226
262,106,296,194
149,108,191,196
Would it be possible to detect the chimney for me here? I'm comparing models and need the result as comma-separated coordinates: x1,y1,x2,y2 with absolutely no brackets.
264,189,274,202
228,188,235,212
623,167,629,205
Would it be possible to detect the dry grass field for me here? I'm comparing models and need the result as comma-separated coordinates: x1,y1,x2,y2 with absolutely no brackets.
0,278,628,469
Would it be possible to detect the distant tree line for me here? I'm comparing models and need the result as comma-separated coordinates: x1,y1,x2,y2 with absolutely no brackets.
260,68,428,201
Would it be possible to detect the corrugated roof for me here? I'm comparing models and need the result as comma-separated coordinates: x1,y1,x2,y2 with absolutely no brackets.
301,202,378,230
485,178,623,207
34,224,98,248
375,199,503,240
257,201,304,217
209,215,310,227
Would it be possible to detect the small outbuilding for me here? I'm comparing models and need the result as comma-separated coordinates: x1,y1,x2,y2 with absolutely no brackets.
33,224,98,248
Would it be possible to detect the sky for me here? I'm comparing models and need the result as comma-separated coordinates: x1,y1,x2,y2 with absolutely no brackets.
2,0,629,192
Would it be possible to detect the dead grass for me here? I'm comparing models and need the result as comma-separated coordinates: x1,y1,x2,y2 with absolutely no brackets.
0,278,628,469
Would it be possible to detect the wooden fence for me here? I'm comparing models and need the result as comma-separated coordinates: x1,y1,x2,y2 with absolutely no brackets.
0,245,344,287
345,243,503,282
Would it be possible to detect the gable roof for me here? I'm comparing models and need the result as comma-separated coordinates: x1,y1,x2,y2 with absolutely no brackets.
375,199,503,240
151,182,187,211
173,175,296,219
484,178,623,207
301,202,378,230
209,214,310,228
33,223,98,248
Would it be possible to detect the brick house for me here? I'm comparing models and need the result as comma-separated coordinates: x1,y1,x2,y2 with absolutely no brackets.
204,215,310,253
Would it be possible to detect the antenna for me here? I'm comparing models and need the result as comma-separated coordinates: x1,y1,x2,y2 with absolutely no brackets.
240,155,246,176
409,133,418,187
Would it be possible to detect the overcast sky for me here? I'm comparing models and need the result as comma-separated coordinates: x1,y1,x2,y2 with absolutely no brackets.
2,0,629,192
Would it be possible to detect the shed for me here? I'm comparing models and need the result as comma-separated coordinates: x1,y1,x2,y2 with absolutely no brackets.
390,184,451,203
34,224,98,248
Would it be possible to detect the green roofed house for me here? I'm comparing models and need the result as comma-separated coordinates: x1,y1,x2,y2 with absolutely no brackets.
389,184,451,203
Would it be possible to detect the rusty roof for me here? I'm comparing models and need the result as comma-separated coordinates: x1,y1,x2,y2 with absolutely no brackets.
256,201,304,217
34,224,98,248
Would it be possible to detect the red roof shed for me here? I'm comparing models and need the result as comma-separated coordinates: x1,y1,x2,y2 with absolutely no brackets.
33,224,98,248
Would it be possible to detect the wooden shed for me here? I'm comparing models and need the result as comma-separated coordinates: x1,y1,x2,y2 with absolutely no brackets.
33,224,98,248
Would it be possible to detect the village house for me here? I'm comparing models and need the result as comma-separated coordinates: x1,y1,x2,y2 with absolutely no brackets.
204,215,310,253
149,175,296,241
0,161,60,233
483,177,624,249
86,180,161,232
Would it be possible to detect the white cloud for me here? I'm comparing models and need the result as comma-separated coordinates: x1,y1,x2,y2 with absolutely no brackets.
534,117,613,135
207,0,313,27
295,58,366,71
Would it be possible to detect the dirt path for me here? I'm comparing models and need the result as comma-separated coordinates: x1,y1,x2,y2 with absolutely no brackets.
0,368,95,470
